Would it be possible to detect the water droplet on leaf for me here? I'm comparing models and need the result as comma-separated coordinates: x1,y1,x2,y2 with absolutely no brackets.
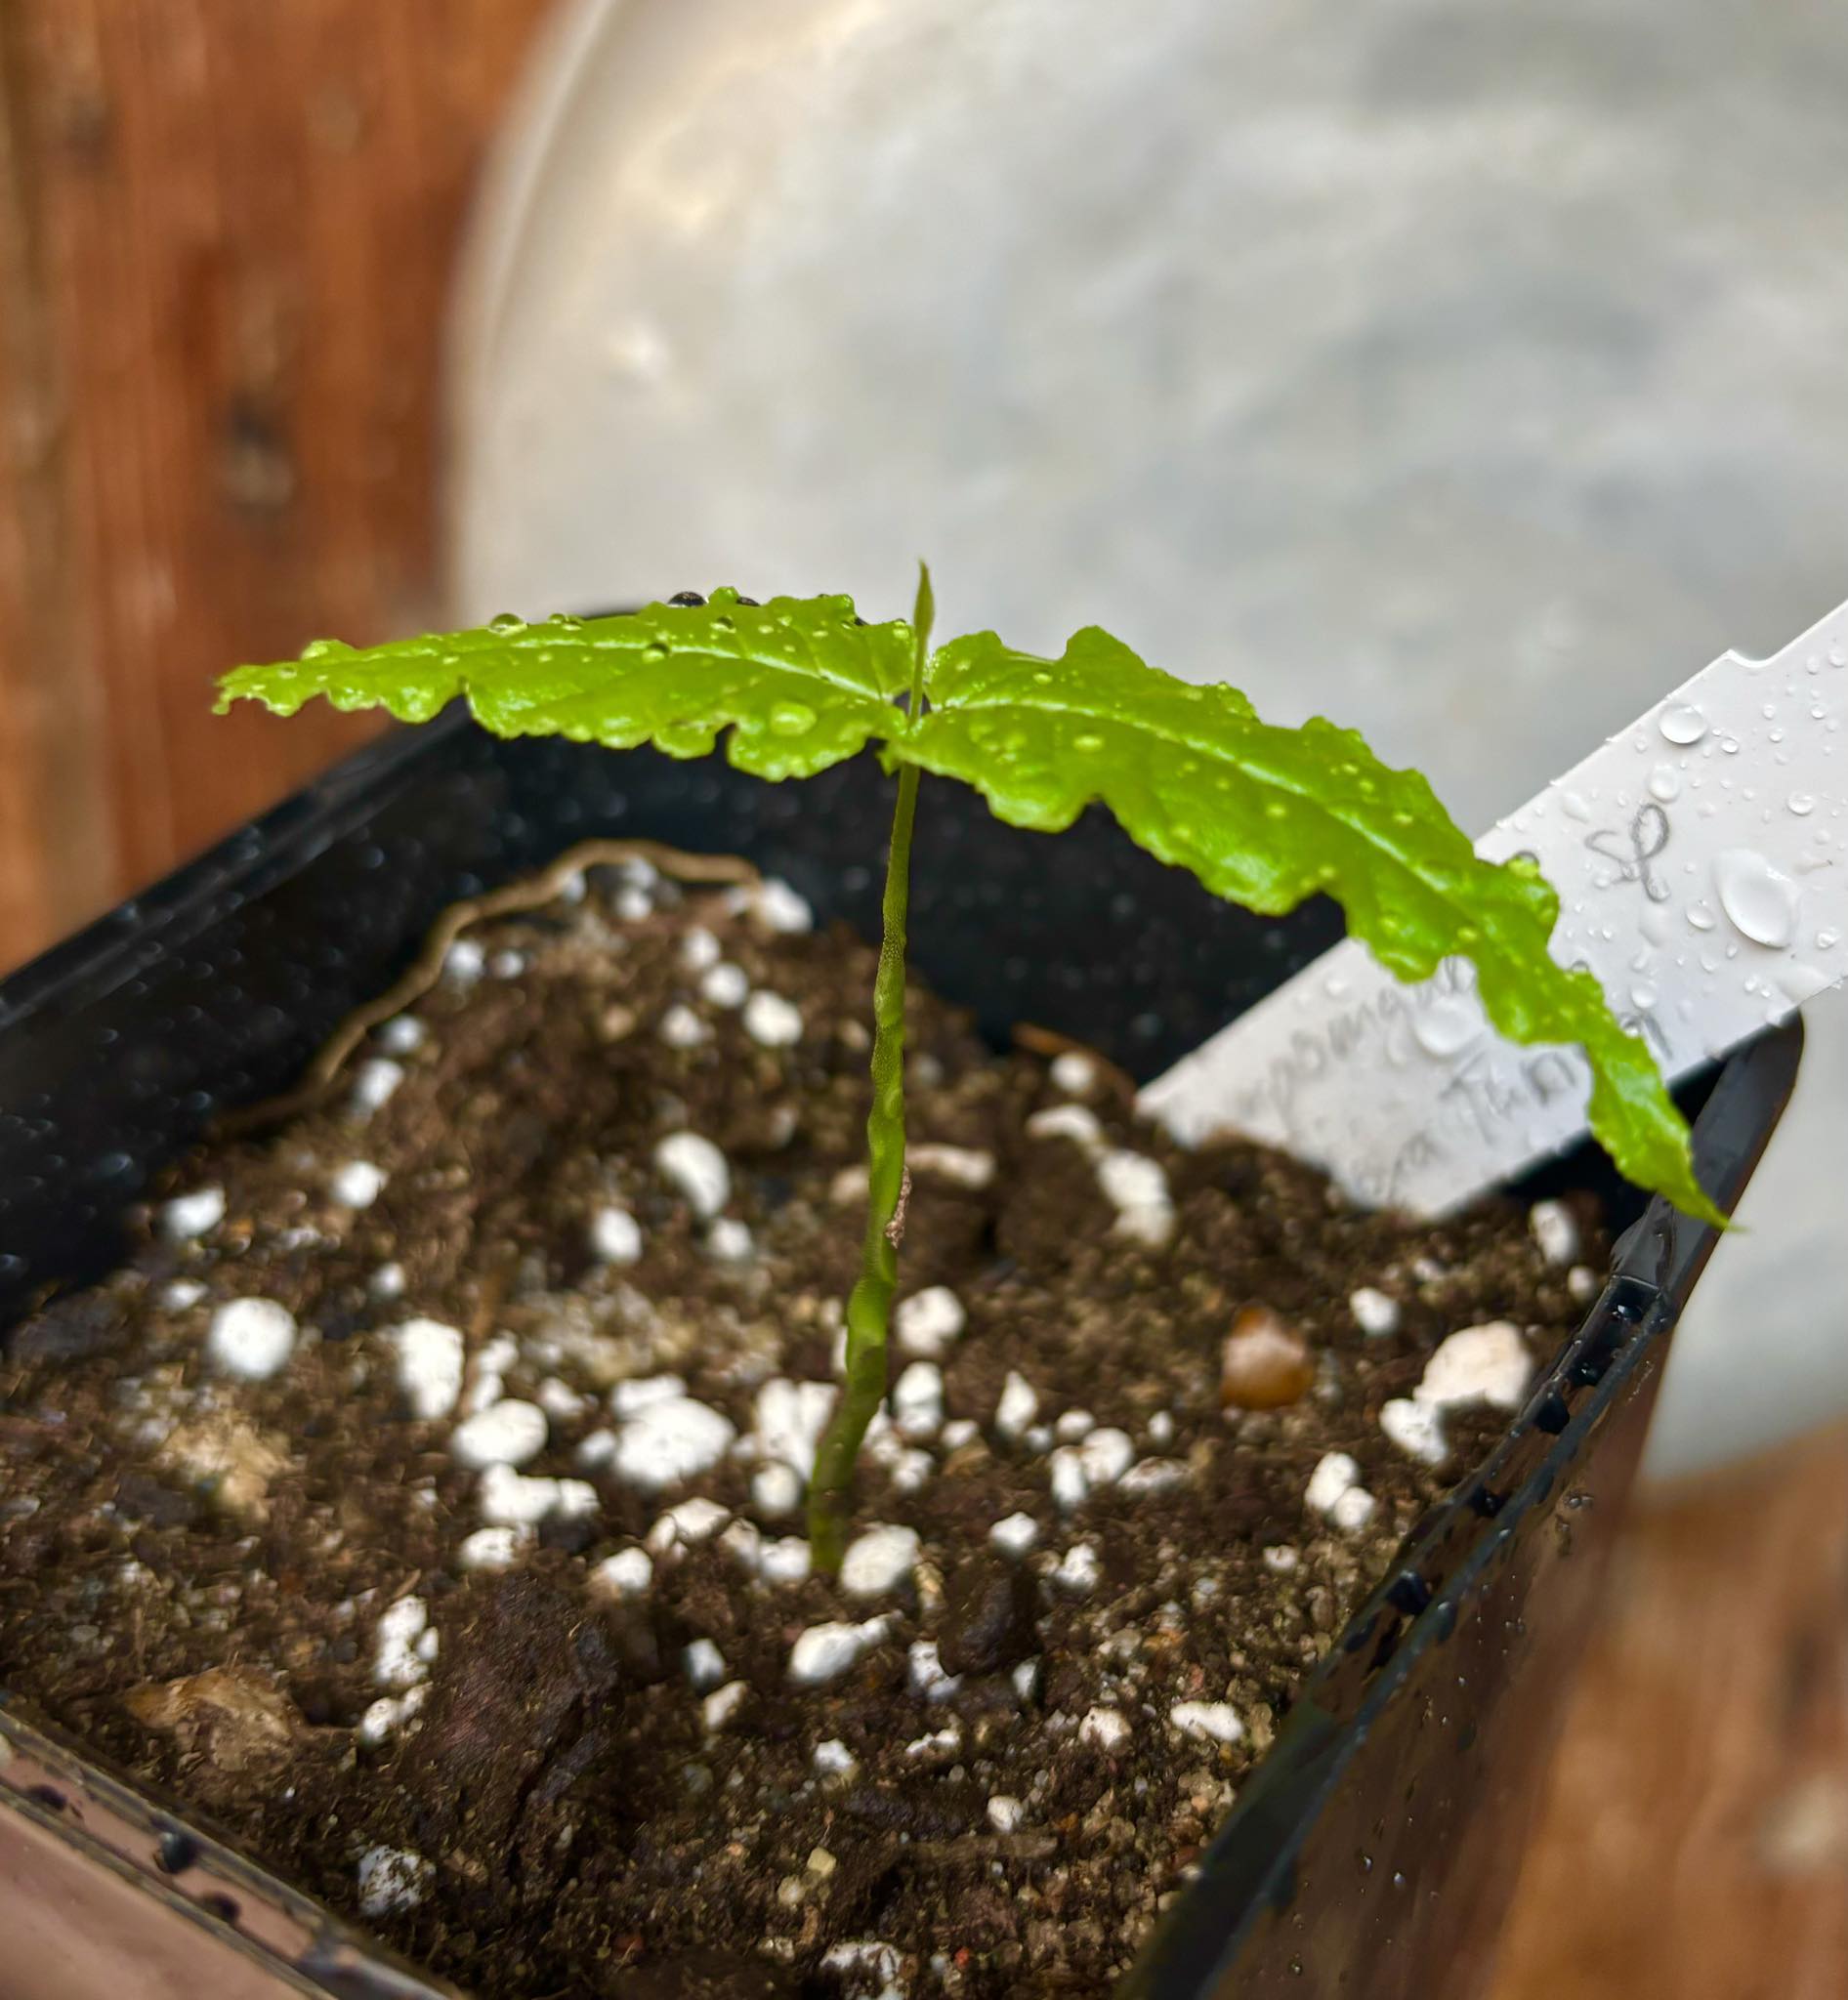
768,702,817,736
487,611,525,634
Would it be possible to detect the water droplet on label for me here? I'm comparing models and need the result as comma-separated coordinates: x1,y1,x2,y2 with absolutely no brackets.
1648,764,1682,803
487,611,525,634
1831,642,1846,667
1659,702,1708,745
1712,849,1800,948
1640,903,1672,945
1788,793,1817,815
768,702,817,736
1629,980,1659,1011
1817,928,1841,950
1559,791,1592,822
1411,998,1483,1059
1686,901,1717,932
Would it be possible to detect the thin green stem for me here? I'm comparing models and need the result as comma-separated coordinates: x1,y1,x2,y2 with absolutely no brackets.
808,564,934,1571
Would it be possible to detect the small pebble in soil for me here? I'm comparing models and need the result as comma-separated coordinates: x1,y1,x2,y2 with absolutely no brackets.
350,1058,404,1116
443,938,484,984
1049,1447,1089,1511
1026,1103,1105,1147
1095,1148,1175,1247
376,1014,425,1052
684,1638,727,1690
702,1681,749,1731
161,1186,225,1239
612,1395,736,1488
658,1003,709,1049
1379,1396,1449,1466
648,1497,731,1554
742,989,804,1047
457,1524,531,1572
789,1618,892,1687
611,1374,687,1416
1304,1450,1362,1516
477,1464,597,1527
1349,1284,1402,1337
704,1218,754,1263
750,1462,802,1517
450,1399,549,1471
680,927,721,972
357,1847,433,1919
588,1205,644,1266
1052,1543,1102,1593
994,1371,1039,1438
1079,1427,1135,1485
1263,1544,1300,1574
589,1547,652,1600
1220,1305,1316,1409
907,1639,962,1702
653,1133,731,1219
329,1160,387,1210
388,1318,465,1422
841,1524,921,1598
1079,1705,1131,1753
894,1285,966,1358
204,1298,297,1382
357,1687,426,1746
906,1143,994,1189
368,1262,406,1302
892,1362,944,1440
1416,1322,1533,1411
760,1537,813,1583
1528,1198,1579,1266
1050,1050,1098,1095
726,876,814,933
372,1597,431,1691
1170,1701,1245,1745
988,1512,1040,1556
987,1794,1027,1832
753,1378,835,1478
698,961,750,1007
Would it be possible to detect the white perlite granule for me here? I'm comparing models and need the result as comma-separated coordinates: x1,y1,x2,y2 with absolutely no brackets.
329,1160,386,1209
612,1396,736,1488
161,1186,225,1240
840,1524,921,1598
450,1399,549,1471
388,1318,464,1422
204,1298,297,1382
895,1285,966,1358
1349,1285,1401,1337
357,1847,433,1918
653,1133,731,1220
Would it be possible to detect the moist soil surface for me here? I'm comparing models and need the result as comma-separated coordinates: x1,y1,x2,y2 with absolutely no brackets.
0,858,1603,1999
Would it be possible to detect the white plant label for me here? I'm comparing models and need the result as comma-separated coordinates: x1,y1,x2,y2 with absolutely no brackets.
1142,597,1848,1213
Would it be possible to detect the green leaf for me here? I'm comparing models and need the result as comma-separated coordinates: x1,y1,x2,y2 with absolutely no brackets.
219,591,1714,1221
892,625,1720,1224
216,589,915,783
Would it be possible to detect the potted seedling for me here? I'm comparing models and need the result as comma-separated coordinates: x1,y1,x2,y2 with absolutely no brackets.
0,571,1774,2000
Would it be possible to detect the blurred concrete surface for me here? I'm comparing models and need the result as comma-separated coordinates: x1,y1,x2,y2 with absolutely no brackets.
447,0,1848,1479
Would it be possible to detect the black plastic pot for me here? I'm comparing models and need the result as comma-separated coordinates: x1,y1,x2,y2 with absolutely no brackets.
0,715,1800,2000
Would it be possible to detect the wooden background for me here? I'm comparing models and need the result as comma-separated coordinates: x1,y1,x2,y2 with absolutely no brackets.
0,5,1843,1995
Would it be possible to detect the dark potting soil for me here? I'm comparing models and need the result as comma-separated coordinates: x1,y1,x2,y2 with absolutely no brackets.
0,856,1604,2000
